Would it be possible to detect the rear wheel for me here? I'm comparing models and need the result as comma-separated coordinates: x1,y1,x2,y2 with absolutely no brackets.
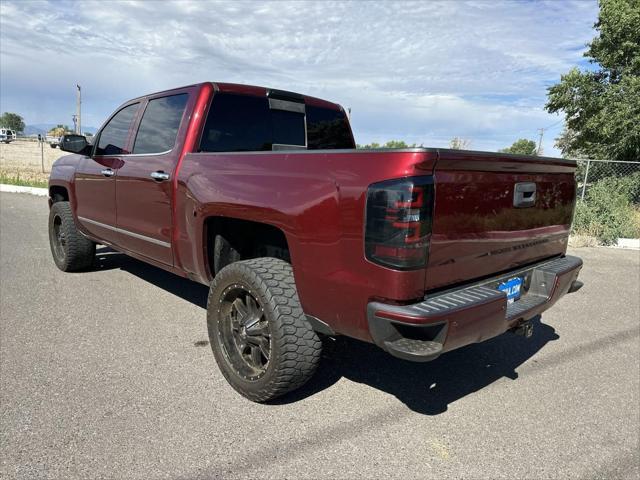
207,257,322,402
48,201,95,271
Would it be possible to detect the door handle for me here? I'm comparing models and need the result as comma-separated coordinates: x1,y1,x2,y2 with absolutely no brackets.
101,169,115,177
150,171,170,181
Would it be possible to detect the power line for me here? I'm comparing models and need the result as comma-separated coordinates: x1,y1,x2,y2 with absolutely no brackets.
542,118,563,130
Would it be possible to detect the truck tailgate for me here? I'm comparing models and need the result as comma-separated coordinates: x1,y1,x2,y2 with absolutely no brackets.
426,150,576,291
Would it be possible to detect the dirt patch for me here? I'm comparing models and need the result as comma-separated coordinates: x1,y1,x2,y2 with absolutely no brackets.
0,139,63,173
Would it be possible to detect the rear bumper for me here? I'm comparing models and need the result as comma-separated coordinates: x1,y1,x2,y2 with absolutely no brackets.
367,255,583,362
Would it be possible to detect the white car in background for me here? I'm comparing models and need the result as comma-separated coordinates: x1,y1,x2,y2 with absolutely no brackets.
0,128,16,143
47,136,61,148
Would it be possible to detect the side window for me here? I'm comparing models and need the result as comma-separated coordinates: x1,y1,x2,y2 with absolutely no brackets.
133,94,188,154
95,103,139,156
199,93,308,152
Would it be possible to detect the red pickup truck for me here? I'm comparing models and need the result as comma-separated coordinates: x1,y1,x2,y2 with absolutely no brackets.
49,82,583,402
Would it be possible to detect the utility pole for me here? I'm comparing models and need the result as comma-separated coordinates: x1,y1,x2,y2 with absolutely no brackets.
536,128,544,156
40,135,45,173
76,84,82,135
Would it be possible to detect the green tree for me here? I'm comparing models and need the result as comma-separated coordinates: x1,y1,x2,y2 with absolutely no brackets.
449,137,472,150
356,140,422,149
0,112,25,133
383,140,410,148
546,0,640,161
499,138,538,155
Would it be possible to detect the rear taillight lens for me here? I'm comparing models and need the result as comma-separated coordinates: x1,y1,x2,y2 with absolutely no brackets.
365,176,434,270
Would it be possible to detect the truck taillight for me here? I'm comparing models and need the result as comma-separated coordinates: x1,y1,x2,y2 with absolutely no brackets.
365,176,434,270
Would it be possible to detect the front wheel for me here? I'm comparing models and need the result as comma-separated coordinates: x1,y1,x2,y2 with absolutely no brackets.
48,201,96,271
207,257,322,402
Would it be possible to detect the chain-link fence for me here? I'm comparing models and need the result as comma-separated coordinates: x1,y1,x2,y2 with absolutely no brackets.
573,159,640,243
576,159,640,200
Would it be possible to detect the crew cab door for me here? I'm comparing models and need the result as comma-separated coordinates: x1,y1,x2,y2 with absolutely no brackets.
114,92,189,266
74,102,140,245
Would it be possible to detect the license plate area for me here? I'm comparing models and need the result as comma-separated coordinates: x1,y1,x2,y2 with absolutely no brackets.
497,277,523,303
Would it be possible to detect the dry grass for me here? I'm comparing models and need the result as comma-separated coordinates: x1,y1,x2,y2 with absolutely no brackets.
632,208,640,235
568,234,601,248
0,167,49,188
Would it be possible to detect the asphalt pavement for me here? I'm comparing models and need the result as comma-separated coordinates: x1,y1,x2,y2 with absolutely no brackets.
1,192,639,479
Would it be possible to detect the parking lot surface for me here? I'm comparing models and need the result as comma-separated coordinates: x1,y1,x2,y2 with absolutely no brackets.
1,192,639,479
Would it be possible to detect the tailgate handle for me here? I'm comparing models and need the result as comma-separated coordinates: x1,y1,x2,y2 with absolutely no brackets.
513,182,536,208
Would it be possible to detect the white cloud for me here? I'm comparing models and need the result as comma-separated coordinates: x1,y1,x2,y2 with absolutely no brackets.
0,0,598,154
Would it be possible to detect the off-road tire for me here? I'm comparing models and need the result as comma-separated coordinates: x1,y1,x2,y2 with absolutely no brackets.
48,201,95,271
207,257,322,402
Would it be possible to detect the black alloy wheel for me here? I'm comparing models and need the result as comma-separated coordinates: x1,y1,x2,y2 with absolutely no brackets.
218,285,271,380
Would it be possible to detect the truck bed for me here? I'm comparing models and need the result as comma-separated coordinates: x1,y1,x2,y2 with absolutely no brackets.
176,147,576,340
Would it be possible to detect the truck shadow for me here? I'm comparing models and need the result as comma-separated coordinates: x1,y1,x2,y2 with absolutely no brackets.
95,247,209,308
94,247,560,416
283,316,558,415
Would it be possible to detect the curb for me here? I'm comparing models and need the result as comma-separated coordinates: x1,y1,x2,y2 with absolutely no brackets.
616,238,640,250
0,184,48,196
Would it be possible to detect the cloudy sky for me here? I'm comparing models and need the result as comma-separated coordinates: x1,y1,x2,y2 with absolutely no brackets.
1,0,598,154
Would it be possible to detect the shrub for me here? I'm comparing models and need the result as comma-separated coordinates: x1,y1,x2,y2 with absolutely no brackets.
572,173,640,244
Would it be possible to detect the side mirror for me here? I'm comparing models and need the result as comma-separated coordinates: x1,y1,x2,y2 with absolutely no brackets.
60,134,90,154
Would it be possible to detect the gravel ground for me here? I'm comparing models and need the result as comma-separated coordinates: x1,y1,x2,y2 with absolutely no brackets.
1,192,639,480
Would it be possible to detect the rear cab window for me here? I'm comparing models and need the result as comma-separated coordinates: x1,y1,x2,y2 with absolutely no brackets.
306,105,354,150
199,92,354,152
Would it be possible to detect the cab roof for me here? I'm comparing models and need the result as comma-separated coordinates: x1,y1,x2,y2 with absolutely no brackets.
129,82,343,111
